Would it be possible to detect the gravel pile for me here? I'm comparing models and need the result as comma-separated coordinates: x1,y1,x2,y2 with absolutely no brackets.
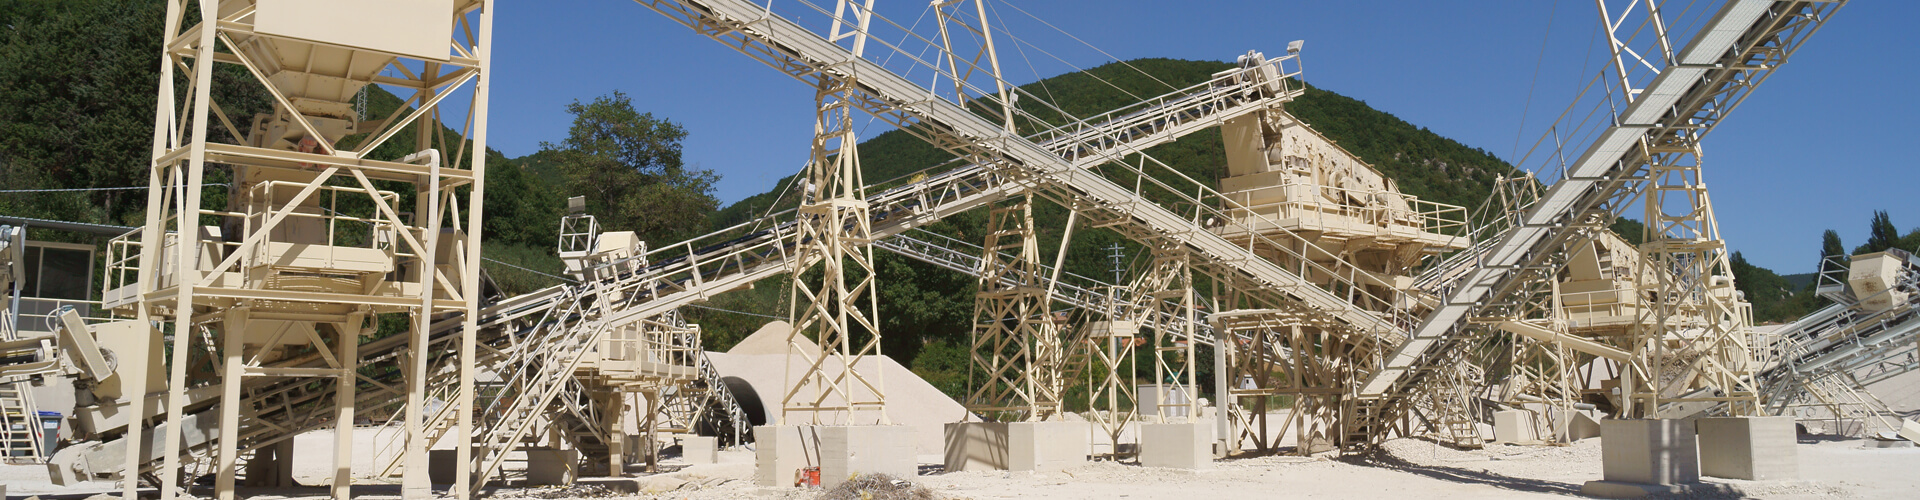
489,484,624,499
817,473,941,500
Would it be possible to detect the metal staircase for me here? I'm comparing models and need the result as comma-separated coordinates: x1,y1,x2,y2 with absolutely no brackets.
1,383,43,462
469,273,637,487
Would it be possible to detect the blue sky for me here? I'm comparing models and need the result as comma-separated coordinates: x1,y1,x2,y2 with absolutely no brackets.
482,0,1913,274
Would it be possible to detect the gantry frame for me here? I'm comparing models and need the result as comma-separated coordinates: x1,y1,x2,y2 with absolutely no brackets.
781,0,891,425
967,195,1069,421
127,2,492,500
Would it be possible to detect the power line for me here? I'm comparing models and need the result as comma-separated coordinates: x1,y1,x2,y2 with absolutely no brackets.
480,257,577,283
0,184,230,194
686,303,787,321
1511,0,1559,164
995,0,1177,93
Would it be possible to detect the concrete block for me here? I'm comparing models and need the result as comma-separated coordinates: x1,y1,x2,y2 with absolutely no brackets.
1137,384,1195,419
1493,410,1538,444
525,448,578,486
1568,412,1604,441
680,435,718,464
1139,422,1211,470
1697,416,1797,480
819,425,916,489
1598,419,1697,485
1010,421,1089,471
945,421,1090,472
753,425,811,487
429,449,459,485
943,422,1009,472
1899,419,1920,444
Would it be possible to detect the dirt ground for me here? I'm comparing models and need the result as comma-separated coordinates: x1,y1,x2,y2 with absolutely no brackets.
5,434,1917,500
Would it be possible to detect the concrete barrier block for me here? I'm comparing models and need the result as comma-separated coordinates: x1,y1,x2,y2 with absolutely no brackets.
754,425,811,487
1139,422,1211,470
680,435,718,464
525,448,578,486
1599,419,1697,485
819,425,915,489
1698,416,1797,480
944,422,1009,472
1493,410,1538,444
1010,421,1089,471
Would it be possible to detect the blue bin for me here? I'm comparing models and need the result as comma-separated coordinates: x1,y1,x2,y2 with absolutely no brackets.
37,411,60,454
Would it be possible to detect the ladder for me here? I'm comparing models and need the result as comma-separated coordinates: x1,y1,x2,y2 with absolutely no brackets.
1,382,43,462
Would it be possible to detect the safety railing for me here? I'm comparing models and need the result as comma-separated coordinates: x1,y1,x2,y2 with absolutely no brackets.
1815,254,1852,300
229,180,402,271
599,316,702,380
1028,53,1302,161
1215,179,1468,239
6,298,106,335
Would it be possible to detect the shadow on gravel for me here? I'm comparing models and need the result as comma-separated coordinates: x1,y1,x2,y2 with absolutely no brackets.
1342,451,1583,496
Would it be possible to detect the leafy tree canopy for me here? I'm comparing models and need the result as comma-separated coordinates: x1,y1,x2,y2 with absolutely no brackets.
1857,210,1901,255
543,91,718,246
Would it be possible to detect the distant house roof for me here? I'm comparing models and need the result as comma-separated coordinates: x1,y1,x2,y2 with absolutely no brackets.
0,215,137,237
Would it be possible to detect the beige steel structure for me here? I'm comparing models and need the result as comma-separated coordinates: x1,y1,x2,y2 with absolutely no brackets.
11,0,1871,496
93,2,494,500
779,0,892,426
1208,97,1473,454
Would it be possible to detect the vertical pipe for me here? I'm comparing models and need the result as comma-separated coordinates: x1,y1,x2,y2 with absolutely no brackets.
404,146,443,500
214,308,244,500
334,319,359,500
457,2,496,497
1211,312,1229,455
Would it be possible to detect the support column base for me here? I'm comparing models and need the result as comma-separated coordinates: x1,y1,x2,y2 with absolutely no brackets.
679,435,718,464
944,421,1090,472
526,448,579,486
1139,422,1211,470
757,425,915,488
819,425,915,489
1698,416,1797,480
1600,419,1698,485
754,425,809,487
1493,410,1541,445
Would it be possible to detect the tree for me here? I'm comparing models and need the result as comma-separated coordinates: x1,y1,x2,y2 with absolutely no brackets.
480,150,562,249
0,0,272,229
1610,218,1647,246
1819,229,1848,275
0,0,167,226
1857,210,1900,255
542,91,718,245
1730,251,1805,323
